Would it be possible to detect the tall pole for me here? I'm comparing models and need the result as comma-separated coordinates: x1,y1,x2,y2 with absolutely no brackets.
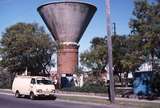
113,22,116,36
105,0,115,103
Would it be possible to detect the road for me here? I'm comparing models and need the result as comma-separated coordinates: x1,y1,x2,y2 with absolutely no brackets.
0,94,119,108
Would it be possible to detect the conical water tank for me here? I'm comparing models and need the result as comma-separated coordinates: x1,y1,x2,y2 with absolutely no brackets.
38,2,96,87
38,2,97,43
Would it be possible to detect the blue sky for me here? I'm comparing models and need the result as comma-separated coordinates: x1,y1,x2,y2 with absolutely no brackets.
0,0,136,52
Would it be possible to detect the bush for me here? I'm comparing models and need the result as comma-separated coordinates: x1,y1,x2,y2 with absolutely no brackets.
151,72,160,95
61,83,108,93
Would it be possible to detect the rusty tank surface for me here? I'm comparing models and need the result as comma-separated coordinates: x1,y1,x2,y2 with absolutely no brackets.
38,1,96,87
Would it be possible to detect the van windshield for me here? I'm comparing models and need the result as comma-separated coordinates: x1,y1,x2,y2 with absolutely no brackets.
37,79,52,85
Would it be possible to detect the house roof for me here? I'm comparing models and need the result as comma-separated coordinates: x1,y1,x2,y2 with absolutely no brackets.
136,62,152,72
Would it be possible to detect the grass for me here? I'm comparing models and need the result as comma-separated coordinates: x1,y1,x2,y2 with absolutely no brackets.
57,95,110,104
57,94,160,108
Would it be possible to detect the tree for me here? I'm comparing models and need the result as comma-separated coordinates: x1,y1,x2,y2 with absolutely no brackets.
113,35,144,86
0,22,56,76
129,0,160,93
80,37,107,76
129,0,160,60
80,35,142,86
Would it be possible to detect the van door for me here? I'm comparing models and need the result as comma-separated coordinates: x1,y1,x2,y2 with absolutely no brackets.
29,78,36,94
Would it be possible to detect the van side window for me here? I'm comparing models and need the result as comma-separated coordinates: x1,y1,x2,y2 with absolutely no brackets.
31,78,36,84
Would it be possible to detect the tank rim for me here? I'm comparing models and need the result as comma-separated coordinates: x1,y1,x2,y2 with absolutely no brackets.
37,1,97,12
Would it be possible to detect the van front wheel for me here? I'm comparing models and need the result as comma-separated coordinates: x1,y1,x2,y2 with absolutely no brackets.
15,91,20,98
30,92,35,100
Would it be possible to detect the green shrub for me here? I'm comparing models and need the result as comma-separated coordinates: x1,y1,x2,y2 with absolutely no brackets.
151,72,160,95
61,83,108,93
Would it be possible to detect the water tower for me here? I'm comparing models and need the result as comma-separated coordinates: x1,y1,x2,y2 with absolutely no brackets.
38,1,96,87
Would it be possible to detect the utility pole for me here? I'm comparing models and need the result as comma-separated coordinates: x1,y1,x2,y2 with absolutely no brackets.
113,22,116,36
105,0,115,103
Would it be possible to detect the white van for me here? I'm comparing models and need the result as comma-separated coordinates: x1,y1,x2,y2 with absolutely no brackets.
12,75,55,99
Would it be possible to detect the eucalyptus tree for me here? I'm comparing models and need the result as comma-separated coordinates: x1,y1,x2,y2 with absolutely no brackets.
80,37,107,76
129,0,160,92
80,35,141,86
129,0,160,61
0,22,56,76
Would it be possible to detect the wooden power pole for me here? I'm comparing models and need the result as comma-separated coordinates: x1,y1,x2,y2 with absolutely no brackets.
105,0,115,103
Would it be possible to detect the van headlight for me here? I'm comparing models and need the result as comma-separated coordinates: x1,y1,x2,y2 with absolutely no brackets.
36,89,42,93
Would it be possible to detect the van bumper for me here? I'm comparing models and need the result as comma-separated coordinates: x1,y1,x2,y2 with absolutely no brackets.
35,91,55,97
36,94,54,97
